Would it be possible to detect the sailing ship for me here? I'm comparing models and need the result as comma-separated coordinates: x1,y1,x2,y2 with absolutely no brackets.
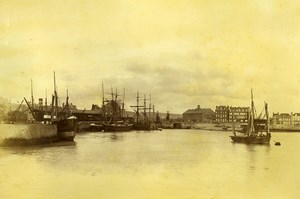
131,92,155,130
230,90,271,144
102,87,133,132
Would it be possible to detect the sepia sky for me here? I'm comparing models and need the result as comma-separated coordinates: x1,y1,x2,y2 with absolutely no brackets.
1,0,300,114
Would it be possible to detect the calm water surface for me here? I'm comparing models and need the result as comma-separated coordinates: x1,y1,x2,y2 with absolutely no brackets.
0,130,299,199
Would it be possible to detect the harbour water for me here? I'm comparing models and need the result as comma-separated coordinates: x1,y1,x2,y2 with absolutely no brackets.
0,129,299,199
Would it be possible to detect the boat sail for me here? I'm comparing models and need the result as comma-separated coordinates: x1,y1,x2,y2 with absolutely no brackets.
230,90,271,144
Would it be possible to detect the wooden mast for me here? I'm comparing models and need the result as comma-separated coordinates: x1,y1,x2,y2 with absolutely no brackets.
250,89,255,136
144,94,147,124
265,102,270,135
31,79,34,109
66,89,69,115
54,71,58,120
149,94,151,122
45,89,48,112
102,82,105,118
137,91,139,123
122,88,125,117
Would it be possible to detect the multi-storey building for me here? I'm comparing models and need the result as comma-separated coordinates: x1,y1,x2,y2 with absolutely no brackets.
215,105,249,123
292,113,300,125
271,113,292,125
229,107,249,123
215,106,230,123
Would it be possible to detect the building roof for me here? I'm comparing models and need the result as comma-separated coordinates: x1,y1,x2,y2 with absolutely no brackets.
183,106,214,115
279,113,291,117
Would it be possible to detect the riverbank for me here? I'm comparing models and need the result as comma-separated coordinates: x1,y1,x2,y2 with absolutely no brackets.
161,122,300,132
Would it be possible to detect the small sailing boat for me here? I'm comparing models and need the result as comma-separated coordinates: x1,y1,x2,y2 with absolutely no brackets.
230,90,271,144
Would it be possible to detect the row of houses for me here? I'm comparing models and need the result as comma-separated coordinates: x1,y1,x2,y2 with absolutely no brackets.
271,112,300,125
182,105,300,126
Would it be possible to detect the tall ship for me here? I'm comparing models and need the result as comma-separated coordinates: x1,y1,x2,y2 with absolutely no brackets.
130,92,155,130
102,87,133,132
230,90,271,144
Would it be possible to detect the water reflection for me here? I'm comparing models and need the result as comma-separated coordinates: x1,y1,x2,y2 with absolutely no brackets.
109,133,124,142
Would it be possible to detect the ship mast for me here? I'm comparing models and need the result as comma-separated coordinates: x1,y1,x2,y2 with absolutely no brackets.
137,91,139,123
122,88,125,117
66,89,69,114
45,89,48,112
31,79,34,109
149,94,152,122
250,89,255,136
102,82,105,118
144,94,147,123
265,102,270,135
54,71,58,120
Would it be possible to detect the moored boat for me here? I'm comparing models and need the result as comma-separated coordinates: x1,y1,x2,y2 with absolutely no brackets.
89,122,103,132
51,72,77,141
103,122,133,132
56,116,77,141
230,90,271,144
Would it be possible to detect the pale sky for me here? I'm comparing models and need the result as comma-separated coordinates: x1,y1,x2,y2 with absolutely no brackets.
1,0,300,114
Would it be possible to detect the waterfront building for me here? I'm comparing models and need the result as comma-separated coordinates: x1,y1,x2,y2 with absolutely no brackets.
292,113,300,125
271,113,292,125
215,105,249,123
229,107,249,123
215,106,230,123
183,105,215,123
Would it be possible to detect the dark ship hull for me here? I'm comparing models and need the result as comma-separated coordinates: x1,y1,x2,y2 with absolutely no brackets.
89,123,103,132
230,134,271,144
56,116,77,141
103,123,133,132
133,123,151,130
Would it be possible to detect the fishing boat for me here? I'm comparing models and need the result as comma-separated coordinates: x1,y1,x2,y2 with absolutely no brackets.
230,90,271,144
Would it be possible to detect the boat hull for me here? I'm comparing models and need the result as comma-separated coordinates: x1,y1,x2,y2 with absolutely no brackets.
103,124,133,132
89,123,103,132
230,134,271,144
133,123,151,131
57,131,76,141
56,117,77,141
